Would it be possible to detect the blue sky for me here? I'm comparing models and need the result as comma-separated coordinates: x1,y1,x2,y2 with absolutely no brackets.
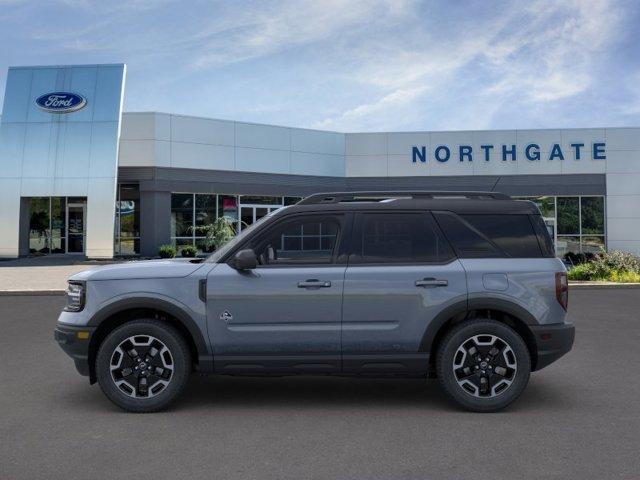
1,0,639,131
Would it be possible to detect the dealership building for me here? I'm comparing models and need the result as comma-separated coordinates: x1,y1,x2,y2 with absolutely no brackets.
1,63,639,259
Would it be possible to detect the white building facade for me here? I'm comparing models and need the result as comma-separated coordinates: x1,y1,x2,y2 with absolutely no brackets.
1,64,639,258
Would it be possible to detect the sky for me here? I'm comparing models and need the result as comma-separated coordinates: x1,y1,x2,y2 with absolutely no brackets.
0,0,639,132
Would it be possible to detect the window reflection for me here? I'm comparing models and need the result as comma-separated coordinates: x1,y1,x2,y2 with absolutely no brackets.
517,195,605,257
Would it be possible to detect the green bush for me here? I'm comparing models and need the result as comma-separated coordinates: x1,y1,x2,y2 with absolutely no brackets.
158,244,176,258
567,263,594,281
608,270,640,283
568,250,640,282
591,250,640,275
180,245,198,258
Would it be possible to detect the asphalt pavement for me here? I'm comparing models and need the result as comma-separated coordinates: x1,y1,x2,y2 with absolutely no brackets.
1,290,639,479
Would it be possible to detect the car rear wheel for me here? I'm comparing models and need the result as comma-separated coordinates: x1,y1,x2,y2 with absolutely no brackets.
96,319,191,413
436,319,531,412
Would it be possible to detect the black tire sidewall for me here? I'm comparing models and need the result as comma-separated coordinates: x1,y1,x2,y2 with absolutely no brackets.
436,319,531,412
96,319,191,413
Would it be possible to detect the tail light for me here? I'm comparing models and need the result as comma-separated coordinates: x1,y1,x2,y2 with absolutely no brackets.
555,272,568,310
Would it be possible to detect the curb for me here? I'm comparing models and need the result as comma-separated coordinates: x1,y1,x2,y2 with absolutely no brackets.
569,282,640,289
0,290,65,296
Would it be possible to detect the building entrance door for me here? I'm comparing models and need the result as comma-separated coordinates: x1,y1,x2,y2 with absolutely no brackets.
66,203,86,254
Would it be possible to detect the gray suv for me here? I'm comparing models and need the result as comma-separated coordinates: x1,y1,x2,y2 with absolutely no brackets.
55,191,575,413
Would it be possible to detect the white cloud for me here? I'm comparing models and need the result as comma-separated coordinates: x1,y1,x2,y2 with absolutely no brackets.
314,0,625,130
0,0,631,130
190,0,414,69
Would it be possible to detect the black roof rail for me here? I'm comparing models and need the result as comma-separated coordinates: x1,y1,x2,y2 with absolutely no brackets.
297,191,511,205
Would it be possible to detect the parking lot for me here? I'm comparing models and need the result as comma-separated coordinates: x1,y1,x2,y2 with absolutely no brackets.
1,289,639,479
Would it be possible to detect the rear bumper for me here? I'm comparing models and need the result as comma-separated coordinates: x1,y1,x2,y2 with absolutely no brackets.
54,323,96,377
531,322,575,371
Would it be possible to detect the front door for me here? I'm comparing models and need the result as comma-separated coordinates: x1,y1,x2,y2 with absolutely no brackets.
341,212,467,374
66,203,85,254
206,213,348,374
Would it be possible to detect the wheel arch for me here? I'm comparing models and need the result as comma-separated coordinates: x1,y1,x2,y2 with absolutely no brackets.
422,298,539,372
87,297,211,384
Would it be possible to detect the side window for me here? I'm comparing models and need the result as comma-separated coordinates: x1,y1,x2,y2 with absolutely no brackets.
353,213,454,264
434,212,544,258
433,212,502,258
460,214,542,258
530,214,555,257
253,216,340,266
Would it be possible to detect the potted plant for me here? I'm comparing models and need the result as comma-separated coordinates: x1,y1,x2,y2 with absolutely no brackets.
158,244,176,258
180,245,198,258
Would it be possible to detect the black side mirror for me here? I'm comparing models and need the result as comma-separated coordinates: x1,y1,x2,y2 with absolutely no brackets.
231,249,257,271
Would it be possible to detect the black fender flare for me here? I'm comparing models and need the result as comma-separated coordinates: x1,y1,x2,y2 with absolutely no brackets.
467,297,538,325
87,296,210,357
419,299,468,353
419,297,538,354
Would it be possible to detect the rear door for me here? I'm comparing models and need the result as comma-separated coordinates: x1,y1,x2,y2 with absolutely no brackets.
341,211,467,374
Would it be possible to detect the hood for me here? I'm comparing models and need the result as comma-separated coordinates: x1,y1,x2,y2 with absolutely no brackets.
69,258,206,281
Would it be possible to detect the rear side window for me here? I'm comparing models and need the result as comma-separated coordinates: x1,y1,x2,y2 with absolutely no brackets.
352,213,455,264
529,214,556,257
460,214,542,258
434,212,544,258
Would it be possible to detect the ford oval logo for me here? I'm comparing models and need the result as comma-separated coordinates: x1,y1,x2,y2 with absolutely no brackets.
35,92,87,114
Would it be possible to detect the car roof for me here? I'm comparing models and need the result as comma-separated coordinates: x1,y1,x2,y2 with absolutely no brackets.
281,191,540,215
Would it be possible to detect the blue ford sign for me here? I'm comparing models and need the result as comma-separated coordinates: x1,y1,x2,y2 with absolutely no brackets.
35,92,87,114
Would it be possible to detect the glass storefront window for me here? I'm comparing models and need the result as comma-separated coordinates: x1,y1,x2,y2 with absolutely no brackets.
173,238,194,250
557,197,579,235
218,195,238,222
195,194,216,228
50,197,66,252
284,196,303,206
239,195,282,205
581,197,604,235
535,196,556,220
581,236,605,254
115,184,140,255
556,236,581,258
195,238,215,254
171,193,296,253
29,197,50,254
171,194,194,237
28,196,86,255
517,195,606,257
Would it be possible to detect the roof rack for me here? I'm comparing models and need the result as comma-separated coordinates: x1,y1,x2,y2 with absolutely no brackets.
297,191,511,205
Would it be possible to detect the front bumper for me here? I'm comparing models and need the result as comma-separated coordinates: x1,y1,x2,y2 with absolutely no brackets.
54,324,96,377
530,321,575,371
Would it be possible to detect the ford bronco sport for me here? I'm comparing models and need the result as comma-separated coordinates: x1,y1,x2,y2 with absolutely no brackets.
55,191,575,412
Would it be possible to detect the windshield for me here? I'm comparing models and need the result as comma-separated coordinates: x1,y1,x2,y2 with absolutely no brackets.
205,207,289,263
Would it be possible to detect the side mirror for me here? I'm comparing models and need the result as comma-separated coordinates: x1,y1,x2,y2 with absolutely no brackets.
231,249,257,271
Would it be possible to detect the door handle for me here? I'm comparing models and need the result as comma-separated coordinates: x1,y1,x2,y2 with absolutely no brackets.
415,278,448,288
297,279,332,288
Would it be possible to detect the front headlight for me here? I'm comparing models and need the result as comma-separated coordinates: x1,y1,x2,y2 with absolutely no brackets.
64,281,85,312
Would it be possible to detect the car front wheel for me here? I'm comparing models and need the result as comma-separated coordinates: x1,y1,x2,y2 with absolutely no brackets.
96,319,191,413
436,319,531,412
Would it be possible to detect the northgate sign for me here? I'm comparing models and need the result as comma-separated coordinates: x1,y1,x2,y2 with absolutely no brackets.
412,142,606,163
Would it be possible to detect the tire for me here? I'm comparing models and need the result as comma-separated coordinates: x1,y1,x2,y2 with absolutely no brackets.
96,319,191,413
436,319,531,412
